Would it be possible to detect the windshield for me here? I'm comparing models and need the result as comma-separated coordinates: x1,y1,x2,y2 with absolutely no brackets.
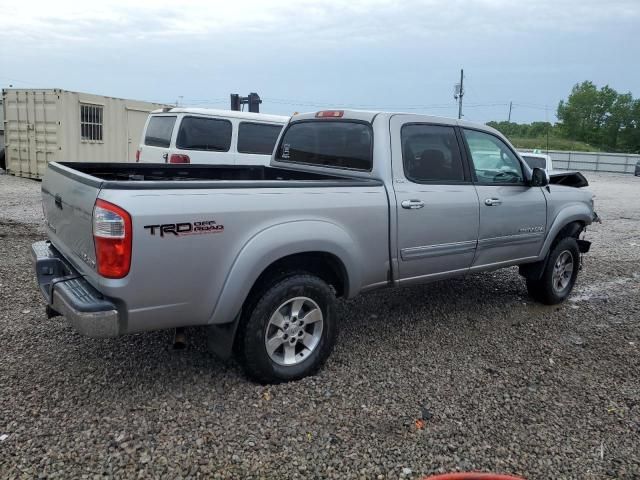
276,121,373,171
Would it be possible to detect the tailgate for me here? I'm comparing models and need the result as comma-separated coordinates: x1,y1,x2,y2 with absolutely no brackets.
42,164,101,273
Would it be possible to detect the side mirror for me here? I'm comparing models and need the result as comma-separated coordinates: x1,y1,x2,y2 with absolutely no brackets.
530,167,549,187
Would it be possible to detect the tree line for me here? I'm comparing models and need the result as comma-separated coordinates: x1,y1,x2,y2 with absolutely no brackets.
487,81,640,153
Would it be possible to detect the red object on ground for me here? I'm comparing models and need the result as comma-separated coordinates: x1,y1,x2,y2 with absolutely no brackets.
423,474,525,480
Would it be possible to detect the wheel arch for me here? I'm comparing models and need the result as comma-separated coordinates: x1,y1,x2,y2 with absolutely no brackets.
206,221,358,360
538,205,591,260
520,207,589,282
209,220,361,327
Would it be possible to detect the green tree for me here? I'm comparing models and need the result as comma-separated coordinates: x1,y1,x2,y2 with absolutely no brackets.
488,81,640,153
556,81,639,152
557,81,600,142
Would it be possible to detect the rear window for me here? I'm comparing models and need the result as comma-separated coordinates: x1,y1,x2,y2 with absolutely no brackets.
176,116,232,152
522,155,547,169
277,121,372,171
237,122,283,155
144,116,176,148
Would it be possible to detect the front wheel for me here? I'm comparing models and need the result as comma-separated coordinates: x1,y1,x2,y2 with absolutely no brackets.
526,237,580,305
239,274,338,383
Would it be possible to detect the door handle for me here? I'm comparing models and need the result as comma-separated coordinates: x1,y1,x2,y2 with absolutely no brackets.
401,199,425,209
484,198,502,206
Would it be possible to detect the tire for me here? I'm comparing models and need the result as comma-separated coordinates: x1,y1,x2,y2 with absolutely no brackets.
526,237,580,305
239,274,338,383
0,150,5,170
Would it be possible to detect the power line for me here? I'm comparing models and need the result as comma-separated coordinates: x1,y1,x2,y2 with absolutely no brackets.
0,76,41,87
512,102,553,110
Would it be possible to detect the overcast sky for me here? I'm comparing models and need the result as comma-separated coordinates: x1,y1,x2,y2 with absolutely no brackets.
1,0,639,123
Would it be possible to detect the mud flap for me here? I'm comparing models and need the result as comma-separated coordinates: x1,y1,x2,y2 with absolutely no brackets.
206,312,242,360
577,239,591,253
519,260,546,281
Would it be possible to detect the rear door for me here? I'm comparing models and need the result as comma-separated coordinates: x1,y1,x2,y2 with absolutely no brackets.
236,121,284,165
462,128,547,268
391,116,480,284
138,114,177,163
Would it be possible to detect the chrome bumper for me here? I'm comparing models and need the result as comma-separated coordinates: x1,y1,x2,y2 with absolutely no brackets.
31,241,120,338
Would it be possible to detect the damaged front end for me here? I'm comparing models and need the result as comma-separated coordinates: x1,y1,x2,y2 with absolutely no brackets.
549,171,590,188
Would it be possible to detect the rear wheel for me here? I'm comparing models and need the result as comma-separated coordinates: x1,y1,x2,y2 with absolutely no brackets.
526,237,580,305
239,274,338,383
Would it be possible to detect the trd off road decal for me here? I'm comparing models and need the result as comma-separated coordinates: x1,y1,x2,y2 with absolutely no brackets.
144,220,224,237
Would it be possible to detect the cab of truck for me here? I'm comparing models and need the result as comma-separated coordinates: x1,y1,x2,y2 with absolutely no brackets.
137,108,289,166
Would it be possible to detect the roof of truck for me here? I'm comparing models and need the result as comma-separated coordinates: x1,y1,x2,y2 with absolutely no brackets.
149,107,289,123
291,109,502,136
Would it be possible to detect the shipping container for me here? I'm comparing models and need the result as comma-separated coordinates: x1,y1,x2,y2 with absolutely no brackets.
0,100,5,170
2,89,169,179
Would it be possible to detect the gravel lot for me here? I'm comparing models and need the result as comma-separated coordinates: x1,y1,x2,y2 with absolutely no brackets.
0,171,638,479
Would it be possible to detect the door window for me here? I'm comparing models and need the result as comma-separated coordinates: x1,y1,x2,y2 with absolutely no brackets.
463,129,524,184
401,124,465,183
144,116,176,148
176,116,232,152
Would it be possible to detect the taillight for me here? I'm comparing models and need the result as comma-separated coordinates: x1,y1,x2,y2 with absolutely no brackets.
169,154,190,164
93,199,132,279
135,149,140,162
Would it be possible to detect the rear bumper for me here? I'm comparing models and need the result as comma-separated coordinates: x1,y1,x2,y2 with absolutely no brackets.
31,241,120,338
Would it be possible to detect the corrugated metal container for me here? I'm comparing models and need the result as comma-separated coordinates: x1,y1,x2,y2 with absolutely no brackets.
0,100,5,154
2,89,169,179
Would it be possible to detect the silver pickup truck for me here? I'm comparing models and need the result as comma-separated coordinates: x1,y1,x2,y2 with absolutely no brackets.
32,110,598,383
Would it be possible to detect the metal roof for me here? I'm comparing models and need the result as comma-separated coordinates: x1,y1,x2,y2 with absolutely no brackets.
150,107,289,123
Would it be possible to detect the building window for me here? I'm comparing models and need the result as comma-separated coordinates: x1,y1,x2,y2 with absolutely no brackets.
80,104,103,141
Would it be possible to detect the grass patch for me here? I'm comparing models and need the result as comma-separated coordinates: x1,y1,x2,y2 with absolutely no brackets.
509,136,598,152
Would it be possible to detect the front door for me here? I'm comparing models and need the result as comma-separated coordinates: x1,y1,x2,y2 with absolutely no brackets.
461,128,547,268
391,116,480,285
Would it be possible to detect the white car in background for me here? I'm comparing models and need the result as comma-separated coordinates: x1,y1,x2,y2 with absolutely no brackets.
137,108,289,166
520,152,554,172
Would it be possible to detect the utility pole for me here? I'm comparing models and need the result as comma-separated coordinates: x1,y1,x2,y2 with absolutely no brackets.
508,101,513,122
545,105,550,154
453,69,464,119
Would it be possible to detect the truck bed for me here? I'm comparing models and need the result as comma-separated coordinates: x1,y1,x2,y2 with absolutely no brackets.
40,160,390,340
53,162,383,189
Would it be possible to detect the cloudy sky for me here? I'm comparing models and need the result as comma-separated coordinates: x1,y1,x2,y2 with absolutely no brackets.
1,0,639,123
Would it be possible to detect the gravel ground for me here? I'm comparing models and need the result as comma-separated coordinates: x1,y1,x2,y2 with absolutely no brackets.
0,171,638,479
